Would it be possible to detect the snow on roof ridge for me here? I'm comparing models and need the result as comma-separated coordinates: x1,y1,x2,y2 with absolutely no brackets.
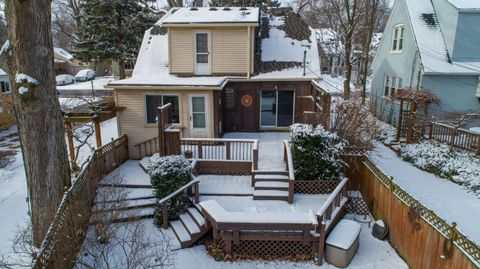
160,7,260,25
446,0,480,10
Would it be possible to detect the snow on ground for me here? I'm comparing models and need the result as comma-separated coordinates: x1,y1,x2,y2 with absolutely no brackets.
198,175,252,195
168,213,407,269
223,132,289,170
0,126,28,255
0,117,119,257
369,142,480,245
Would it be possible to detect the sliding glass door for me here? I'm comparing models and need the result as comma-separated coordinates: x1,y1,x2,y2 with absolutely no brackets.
260,90,294,128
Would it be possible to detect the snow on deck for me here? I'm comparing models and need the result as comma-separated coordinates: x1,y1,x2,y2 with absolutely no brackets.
223,132,289,170
100,160,151,186
369,142,480,244
197,175,252,195
168,213,407,269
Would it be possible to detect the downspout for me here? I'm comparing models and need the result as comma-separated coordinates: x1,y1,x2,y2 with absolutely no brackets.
247,26,251,79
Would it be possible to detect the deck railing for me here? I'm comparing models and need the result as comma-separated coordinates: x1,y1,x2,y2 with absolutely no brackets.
33,135,129,269
134,136,159,159
428,122,480,153
315,177,349,265
284,140,295,203
180,138,258,161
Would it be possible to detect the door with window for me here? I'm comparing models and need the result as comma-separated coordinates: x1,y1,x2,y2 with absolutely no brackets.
189,94,208,137
195,32,210,75
260,90,294,128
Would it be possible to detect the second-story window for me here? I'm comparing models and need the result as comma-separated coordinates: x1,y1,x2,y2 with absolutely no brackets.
391,25,404,52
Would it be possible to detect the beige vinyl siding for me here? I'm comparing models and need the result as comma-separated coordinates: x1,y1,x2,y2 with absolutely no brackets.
115,89,215,159
169,29,195,74
169,27,251,75
211,27,249,74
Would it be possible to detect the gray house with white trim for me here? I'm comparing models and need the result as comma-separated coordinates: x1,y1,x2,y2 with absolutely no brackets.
371,0,480,123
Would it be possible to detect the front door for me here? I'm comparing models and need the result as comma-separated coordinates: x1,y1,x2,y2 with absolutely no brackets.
189,94,208,137
260,90,294,128
195,32,210,75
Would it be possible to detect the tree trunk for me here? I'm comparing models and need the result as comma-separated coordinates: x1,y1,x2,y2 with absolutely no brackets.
343,31,352,99
119,59,126,79
6,0,71,246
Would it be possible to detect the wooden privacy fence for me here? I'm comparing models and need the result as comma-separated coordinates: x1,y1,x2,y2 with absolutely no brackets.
428,122,480,153
33,135,129,269
347,155,480,269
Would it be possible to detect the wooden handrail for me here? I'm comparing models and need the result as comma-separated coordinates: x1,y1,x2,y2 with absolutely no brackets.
317,177,348,217
158,178,200,206
181,138,258,143
284,140,295,180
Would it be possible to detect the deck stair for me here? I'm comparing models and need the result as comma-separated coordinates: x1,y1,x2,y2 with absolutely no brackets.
252,170,290,201
168,207,210,248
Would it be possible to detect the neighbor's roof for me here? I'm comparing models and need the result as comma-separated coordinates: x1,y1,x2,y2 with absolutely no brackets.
446,0,480,10
404,0,480,75
54,47,74,62
161,7,260,25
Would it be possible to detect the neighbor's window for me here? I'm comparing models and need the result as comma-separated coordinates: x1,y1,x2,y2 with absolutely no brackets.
391,25,404,52
145,95,180,124
1,81,10,93
383,75,402,96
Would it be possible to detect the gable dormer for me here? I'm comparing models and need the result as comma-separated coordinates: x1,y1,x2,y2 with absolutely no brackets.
160,7,259,76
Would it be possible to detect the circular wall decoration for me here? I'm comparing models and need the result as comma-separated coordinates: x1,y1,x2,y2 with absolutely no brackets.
241,95,253,107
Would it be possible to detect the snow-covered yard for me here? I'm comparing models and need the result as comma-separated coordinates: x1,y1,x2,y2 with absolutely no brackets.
369,142,480,245
0,116,119,256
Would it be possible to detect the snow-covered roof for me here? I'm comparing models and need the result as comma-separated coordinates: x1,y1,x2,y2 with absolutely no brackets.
161,7,260,25
58,77,115,90
405,0,480,75
109,26,227,88
110,7,319,88
54,47,74,62
0,68,6,77
446,0,480,10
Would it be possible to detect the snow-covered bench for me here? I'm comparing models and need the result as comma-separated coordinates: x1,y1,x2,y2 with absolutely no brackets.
325,219,361,268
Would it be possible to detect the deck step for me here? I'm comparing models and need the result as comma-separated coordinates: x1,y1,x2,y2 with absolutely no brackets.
179,213,201,235
254,181,289,190
170,220,192,243
253,190,289,201
254,174,289,181
187,207,205,227
160,228,182,250
93,207,155,223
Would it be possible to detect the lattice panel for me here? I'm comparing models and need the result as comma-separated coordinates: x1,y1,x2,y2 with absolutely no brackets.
232,240,313,257
294,180,340,194
347,197,371,215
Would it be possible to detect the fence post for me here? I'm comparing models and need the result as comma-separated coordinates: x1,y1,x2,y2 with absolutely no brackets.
226,141,231,160
162,202,168,229
194,181,200,204
450,127,457,148
198,141,203,159
428,122,433,139
316,218,326,265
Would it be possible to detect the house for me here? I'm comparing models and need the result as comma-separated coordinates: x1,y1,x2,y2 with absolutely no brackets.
316,28,344,76
0,69,15,129
53,47,107,77
371,0,480,123
108,7,321,158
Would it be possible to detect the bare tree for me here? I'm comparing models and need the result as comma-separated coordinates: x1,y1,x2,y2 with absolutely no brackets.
3,0,72,246
52,0,82,48
306,0,368,98
0,221,37,269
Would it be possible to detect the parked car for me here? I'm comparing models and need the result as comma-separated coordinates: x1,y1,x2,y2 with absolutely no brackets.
74,69,95,82
55,74,75,86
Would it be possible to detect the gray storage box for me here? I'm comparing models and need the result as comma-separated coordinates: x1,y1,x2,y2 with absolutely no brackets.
325,219,361,268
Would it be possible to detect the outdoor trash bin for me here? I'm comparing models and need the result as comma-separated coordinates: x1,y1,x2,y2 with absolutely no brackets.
325,219,361,268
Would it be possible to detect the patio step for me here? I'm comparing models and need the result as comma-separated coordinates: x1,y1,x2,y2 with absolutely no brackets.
253,190,289,201
254,174,290,182
254,181,289,191
168,207,210,248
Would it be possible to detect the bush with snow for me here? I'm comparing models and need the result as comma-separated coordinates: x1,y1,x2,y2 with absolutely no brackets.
290,124,346,181
376,122,397,143
400,140,480,193
148,155,193,225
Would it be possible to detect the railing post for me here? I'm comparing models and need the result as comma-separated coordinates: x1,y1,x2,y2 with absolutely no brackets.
253,143,258,170
450,127,457,148
198,141,203,159
316,218,326,265
288,180,294,204
194,181,200,204
226,141,231,160
162,202,168,229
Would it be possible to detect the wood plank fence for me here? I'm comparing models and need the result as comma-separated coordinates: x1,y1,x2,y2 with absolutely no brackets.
346,155,480,269
428,122,480,153
33,135,129,269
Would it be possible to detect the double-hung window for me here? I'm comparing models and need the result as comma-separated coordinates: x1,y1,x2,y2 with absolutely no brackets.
1,81,10,93
384,75,402,96
391,25,404,52
145,95,180,124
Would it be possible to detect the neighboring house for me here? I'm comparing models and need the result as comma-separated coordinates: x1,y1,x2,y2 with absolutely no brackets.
108,7,321,158
53,47,105,76
371,0,480,123
316,28,344,76
0,69,15,129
